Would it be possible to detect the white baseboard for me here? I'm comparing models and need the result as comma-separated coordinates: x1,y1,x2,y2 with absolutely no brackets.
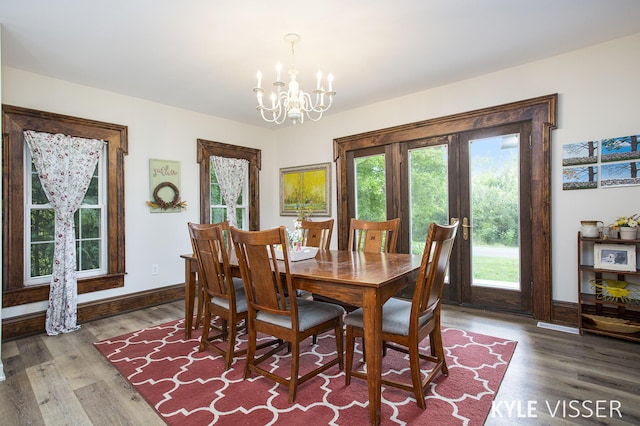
536,321,579,334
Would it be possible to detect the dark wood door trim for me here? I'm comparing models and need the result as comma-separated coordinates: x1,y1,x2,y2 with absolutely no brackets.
334,94,557,321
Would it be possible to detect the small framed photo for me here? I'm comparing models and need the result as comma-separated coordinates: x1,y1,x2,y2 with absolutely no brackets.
594,244,637,272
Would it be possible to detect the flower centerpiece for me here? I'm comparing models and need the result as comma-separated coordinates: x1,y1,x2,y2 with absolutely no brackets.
286,203,313,249
287,220,303,251
610,214,639,240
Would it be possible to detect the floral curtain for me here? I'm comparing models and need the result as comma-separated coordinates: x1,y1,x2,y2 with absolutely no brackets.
211,156,248,228
24,130,105,336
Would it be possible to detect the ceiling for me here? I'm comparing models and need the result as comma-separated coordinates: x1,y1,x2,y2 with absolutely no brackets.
1,1,640,129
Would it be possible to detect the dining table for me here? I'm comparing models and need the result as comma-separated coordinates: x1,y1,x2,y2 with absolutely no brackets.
181,249,421,426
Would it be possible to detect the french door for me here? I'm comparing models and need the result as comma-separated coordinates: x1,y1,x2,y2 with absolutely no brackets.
454,123,532,313
335,95,556,320
347,123,533,314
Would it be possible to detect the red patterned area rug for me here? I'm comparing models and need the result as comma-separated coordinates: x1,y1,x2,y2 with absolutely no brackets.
95,319,516,425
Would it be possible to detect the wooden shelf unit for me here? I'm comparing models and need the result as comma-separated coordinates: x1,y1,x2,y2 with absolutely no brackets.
577,232,640,342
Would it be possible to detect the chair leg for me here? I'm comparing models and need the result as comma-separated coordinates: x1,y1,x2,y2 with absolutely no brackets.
431,326,448,376
288,339,300,403
195,280,204,329
225,317,237,370
335,321,344,370
408,339,426,409
221,318,229,341
244,318,256,380
345,325,354,385
199,304,211,352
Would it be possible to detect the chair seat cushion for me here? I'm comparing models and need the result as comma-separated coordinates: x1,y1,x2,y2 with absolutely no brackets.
231,276,244,290
212,280,248,313
344,297,432,336
256,299,345,332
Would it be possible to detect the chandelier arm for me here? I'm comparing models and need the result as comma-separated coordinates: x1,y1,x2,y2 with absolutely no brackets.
302,91,335,114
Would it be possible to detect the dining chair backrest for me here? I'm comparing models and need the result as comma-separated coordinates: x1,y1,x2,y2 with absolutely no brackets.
188,221,234,301
413,220,459,317
299,219,334,250
216,220,233,250
231,226,294,314
347,218,400,253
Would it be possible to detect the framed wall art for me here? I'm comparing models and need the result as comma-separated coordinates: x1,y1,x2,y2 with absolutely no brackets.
594,244,636,272
280,162,331,217
146,159,187,212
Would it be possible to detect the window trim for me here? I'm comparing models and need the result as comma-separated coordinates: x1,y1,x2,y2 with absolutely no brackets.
2,105,128,307
196,139,261,230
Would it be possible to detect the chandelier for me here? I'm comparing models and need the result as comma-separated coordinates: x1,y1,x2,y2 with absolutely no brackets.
254,33,335,125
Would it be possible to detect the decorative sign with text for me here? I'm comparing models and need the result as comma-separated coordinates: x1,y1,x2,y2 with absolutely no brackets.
147,159,186,213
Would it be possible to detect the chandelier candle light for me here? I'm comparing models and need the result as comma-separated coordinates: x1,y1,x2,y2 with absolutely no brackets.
254,33,335,125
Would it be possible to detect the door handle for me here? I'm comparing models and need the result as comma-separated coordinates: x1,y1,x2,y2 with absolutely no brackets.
461,217,472,240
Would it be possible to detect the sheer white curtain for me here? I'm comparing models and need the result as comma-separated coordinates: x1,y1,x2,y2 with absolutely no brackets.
211,156,248,228
24,130,104,336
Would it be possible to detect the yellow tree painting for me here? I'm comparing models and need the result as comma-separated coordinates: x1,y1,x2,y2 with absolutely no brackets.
280,163,331,216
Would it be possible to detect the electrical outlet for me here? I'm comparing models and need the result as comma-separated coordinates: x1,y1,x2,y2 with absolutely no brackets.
152,264,159,275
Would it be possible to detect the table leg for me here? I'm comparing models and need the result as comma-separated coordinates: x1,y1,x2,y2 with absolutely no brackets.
184,257,197,340
362,289,382,426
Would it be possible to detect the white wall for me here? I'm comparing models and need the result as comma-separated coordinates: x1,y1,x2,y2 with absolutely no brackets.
269,32,640,304
1,67,275,318
2,32,639,323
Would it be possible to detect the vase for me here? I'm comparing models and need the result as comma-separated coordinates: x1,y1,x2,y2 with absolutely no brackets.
619,227,638,240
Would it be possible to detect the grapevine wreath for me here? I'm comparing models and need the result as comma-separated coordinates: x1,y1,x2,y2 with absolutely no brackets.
146,181,187,210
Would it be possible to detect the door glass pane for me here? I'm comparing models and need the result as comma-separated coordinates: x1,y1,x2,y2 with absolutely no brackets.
354,154,386,220
469,134,520,290
409,145,449,254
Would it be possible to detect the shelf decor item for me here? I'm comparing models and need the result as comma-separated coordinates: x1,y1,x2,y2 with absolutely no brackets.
593,244,636,272
590,279,640,304
619,227,638,240
609,213,639,240
580,220,603,237
581,314,640,334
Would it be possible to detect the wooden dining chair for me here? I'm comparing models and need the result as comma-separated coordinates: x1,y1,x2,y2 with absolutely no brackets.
348,218,400,253
299,219,334,249
188,222,256,370
231,226,345,403
191,221,233,331
344,220,459,409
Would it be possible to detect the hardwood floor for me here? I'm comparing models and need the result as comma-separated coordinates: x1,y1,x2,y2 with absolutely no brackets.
1,301,638,425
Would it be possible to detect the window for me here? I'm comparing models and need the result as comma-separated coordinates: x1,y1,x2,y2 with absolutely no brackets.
25,145,108,285
2,105,128,307
197,139,261,230
209,160,249,228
